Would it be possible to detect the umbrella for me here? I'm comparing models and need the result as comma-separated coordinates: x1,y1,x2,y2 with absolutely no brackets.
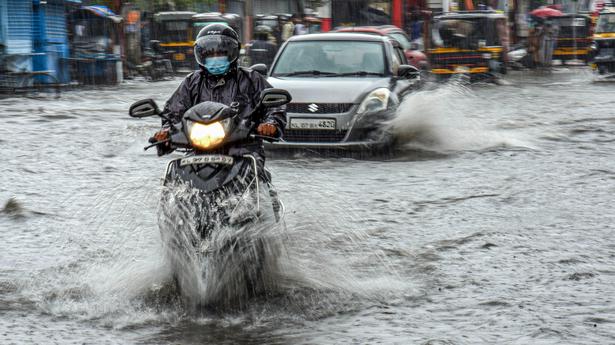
530,7,563,18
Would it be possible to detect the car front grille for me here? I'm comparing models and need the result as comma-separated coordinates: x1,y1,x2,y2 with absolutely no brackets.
286,103,353,114
283,129,348,143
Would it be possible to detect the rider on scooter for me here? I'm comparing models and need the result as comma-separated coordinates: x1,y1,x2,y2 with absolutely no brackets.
152,24,286,159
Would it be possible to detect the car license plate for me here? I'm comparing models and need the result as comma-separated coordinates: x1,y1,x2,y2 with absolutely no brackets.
573,18,585,27
174,53,185,61
180,155,234,166
289,118,336,130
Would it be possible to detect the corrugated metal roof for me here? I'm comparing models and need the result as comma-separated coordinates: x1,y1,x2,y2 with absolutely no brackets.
6,0,33,54
46,3,68,42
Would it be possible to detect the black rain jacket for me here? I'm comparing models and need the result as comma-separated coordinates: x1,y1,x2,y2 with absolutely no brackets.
161,66,286,158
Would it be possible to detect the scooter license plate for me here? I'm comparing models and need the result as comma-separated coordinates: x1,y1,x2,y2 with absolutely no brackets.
180,155,234,166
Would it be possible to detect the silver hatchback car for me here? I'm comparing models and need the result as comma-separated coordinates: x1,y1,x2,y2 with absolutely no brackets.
266,33,420,152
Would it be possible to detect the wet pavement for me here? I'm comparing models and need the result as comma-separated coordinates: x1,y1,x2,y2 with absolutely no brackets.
1,69,615,344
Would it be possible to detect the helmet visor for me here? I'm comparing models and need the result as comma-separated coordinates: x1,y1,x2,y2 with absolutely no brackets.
194,35,239,67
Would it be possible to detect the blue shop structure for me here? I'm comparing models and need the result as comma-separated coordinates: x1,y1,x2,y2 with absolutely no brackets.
0,0,82,90
0,1,123,92
67,5,123,85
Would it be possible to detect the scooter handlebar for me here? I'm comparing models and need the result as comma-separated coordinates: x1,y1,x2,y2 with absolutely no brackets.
144,138,170,151
250,134,282,142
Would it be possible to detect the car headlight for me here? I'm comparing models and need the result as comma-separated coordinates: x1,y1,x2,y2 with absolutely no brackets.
482,53,492,59
357,88,390,115
187,120,228,150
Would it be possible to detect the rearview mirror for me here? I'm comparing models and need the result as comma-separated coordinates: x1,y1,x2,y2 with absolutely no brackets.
129,99,160,118
250,63,268,75
259,88,292,107
398,65,420,79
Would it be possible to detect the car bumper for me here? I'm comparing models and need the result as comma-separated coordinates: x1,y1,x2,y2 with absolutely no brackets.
267,106,394,150
265,138,391,151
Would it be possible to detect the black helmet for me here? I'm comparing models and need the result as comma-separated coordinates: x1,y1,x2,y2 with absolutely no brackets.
194,23,240,68
255,25,273,35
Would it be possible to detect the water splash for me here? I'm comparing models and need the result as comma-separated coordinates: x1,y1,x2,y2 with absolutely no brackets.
389,80,537,154
157,179,289,311
6,162,413,332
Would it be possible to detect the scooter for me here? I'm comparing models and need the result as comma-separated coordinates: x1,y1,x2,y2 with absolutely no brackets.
507,45,529,70
129,88,291,307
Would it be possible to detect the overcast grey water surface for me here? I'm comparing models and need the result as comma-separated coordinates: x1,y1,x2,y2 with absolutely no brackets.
1,70,614,344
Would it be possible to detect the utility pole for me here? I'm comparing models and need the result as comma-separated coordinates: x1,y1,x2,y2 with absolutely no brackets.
245,0,253,43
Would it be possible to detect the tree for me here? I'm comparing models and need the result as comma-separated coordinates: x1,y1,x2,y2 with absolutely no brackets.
131,0,217,11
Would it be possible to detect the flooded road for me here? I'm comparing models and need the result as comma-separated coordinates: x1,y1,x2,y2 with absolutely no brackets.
1,70,615,344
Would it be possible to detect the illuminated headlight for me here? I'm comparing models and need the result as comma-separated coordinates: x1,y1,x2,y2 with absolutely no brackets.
357,88,390,115
187,120,228,150
591,42,597,51
482,53,492,59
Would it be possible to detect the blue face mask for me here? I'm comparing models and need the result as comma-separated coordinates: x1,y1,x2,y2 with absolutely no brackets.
204,56,230,75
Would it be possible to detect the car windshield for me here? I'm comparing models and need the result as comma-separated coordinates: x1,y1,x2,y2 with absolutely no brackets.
272,40,386,77
552,17,589,37
388,32,411,49
256,19,278,28
432,18,500,48
157,20,190,43
596,14,615,34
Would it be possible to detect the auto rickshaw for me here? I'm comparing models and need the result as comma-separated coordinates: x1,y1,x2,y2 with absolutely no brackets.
152,11,196,72
590,10,615,77
427,11,508,79
192,12,243,43
552,14,592,64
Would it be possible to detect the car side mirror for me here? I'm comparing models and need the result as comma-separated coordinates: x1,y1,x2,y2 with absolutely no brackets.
398,65,420,79
250,63,268,75
129,99,160,118
259,88,292,107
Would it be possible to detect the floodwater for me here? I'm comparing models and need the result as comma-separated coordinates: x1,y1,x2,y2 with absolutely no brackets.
1,69,614,344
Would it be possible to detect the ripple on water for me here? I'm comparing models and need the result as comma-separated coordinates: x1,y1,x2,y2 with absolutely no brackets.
37,114,78,121
566,272,596,281
585,317,614,325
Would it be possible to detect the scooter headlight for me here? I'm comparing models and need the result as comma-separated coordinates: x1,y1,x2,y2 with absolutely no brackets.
357,88,390,115
187,120,228,150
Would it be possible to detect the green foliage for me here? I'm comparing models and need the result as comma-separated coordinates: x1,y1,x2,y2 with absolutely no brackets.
130,0,218,11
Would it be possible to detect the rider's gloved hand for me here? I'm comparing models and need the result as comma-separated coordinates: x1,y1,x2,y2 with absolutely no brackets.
151,129,169,142
149,129,172,156
257,123,278,137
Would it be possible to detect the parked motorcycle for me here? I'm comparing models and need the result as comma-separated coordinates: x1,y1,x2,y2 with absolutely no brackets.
126,40,174,81
129,88,291,307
